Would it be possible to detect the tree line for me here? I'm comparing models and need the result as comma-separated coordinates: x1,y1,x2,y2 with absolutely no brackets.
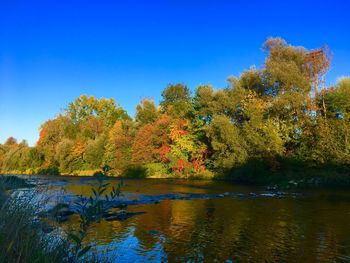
1,37,349,180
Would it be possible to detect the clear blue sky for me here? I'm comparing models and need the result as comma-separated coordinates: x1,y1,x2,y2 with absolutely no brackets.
0,0,349,146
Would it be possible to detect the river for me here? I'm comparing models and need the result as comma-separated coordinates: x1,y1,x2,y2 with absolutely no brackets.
25,176,350,262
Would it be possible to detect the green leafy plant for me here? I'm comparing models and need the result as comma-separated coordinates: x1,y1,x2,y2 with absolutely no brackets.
68,173,123,260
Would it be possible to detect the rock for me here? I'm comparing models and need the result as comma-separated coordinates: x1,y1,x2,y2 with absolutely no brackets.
115,203,128,209
260,193,275,197
104,210,127,221
266,185,278,191
104,210,145,221
41,203,76,222
288,180,298,186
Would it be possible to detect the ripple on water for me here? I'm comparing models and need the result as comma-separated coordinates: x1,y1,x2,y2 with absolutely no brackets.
22,177,350,262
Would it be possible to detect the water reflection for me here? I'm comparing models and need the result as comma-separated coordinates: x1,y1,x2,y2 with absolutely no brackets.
38,178,350,262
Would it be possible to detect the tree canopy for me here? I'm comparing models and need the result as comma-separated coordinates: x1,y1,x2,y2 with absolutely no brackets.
1,38,348,179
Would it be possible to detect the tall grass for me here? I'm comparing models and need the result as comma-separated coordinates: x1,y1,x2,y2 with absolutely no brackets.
0,175,116,263
0,185,70,263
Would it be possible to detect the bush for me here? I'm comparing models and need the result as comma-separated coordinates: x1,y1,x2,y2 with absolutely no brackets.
191,169,214,179
121,166,147,178
0,191,70,263
37,166,60,176
92,170,105,177
0,176,115,263
144,163,168,178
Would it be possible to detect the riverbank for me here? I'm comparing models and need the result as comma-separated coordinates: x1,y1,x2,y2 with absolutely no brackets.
220,160,350,189
0,176,70,263
0,176,114,263
2,158,350,190
2,169,350,191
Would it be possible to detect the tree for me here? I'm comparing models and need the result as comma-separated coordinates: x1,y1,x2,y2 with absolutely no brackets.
68,139,87,171
2,37,348,179
135,99,158,125
239,90,284,162
66,95,129,126
206,115,247,170
323,78,350,118
160,83,193,118
193,85,215,123
306,46,331,95
104,120,135,174
167,119,207,175
305,78,350,164
79,116,105,140
4,137,17,147
55,139,74,173
0,140,42,173
84,136,106,169
239,68,265,96
37,115,76,168
132,114,171,165
132,123,158,164
95,97,130,126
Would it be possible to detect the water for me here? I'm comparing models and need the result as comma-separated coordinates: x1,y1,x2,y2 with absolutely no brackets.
28,176,350,262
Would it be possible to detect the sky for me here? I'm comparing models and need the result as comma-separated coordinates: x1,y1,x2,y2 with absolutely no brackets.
0,0,349,146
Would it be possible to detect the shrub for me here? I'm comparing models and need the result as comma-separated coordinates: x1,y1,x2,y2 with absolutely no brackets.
144,163,168,178
0,191,70,263
37,166,60,176
122,166,147,178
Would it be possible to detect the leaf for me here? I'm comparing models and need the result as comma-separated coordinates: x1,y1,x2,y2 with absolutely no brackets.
6,240,14,253
78,245,92,257
99,187,107,195
68,233,81,244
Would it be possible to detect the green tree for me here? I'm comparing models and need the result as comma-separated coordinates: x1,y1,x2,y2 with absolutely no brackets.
84,136,106,169
66,95,129,126
135,99,158,125
206,115,247,170
160,83,193,118
104,120,135,175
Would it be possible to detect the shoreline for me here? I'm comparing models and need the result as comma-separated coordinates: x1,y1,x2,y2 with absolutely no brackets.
2,167,350,189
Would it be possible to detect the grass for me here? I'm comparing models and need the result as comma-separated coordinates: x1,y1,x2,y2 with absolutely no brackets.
0,175,119,263
0,184,70,263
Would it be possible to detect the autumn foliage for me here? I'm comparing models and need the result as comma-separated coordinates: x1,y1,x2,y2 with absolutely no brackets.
1,37,350,179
